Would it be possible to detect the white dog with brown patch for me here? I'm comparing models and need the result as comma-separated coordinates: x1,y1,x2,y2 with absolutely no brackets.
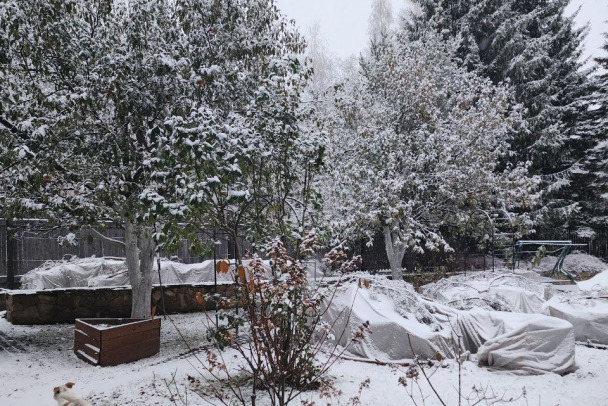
53,382,92,406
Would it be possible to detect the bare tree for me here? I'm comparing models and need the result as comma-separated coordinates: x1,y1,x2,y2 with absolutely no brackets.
368,0,394,46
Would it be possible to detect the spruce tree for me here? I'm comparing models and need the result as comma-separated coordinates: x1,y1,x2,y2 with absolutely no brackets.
574,30,608,228
407,0,593,234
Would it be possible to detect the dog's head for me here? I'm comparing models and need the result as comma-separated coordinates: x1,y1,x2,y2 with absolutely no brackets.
53,382,75,397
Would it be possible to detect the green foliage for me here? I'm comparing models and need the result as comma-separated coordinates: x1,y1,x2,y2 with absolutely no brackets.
531,245,547,268
406,0,594,234
323,31,538,266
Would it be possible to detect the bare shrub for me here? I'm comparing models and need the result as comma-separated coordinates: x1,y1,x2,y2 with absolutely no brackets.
175,237,366,406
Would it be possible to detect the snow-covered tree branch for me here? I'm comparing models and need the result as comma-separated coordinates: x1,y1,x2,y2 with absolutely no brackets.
322,32,539,279
0,0,323,316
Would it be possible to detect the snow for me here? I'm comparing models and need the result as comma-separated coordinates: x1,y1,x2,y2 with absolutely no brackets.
577,270,608,295
3,263,608,403
422,270,549,313
4,258,608,403
526,252,608,277
543,296,608,344
422,266,608,350
448,308,575,375
2,310,608,406
324,280,450,361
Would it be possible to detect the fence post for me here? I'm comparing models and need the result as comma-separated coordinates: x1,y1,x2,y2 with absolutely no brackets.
0,219,6,286
0,219,17,289
6,221,17,289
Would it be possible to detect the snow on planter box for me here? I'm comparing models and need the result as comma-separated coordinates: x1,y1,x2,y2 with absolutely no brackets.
74,318,161,366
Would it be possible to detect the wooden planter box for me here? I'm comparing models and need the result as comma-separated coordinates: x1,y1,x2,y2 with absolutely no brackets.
74,318,161,366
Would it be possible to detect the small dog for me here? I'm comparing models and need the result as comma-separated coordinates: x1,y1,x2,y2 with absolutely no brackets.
53,382,92,406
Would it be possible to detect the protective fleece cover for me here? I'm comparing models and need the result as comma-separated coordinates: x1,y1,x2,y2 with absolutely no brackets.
325,276,575,374
577,269,608,296
323,281,453,361
421,272,547,313
19,257,270,289
543,295,608,344
430,303,576,375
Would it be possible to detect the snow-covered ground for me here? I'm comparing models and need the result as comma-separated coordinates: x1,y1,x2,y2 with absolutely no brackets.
2,309,608,406
4,256,608,405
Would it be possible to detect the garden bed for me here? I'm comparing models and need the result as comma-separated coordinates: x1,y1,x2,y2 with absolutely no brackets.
74,318,161,366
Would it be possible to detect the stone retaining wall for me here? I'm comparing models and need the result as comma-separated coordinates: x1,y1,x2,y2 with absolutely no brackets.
0,290,7,311
6,283,236,325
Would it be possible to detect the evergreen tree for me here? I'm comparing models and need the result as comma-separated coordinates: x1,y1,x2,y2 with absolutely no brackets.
407,0,592,230
573,29,608,228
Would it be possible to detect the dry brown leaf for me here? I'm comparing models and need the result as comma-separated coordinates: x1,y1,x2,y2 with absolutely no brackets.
216,260,230,274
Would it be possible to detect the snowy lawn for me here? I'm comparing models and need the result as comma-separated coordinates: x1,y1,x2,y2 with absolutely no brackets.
2,311,608,405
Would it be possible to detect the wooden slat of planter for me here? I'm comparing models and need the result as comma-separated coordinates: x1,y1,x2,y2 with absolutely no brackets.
74,318,161,366
101,328,159,352
101,318,160,341
80,318,145,326
75,320,101,343
82,318,134,325
100,335,160,366
75,340,100,363
74,331,100,349
75,348,100,365
75,330,100,352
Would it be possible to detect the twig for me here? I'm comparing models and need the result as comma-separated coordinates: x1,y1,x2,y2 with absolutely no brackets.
82,226,126,247
338,355,411,367
406,334,447,406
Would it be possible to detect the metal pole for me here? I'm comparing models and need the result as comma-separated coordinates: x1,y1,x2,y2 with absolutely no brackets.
492,223,495,272
6,221,16,289
213,229,217,294
213,229,218,325
156,253,167,320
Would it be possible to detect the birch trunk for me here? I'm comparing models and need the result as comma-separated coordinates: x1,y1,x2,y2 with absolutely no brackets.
383,225,406,281
124,222,155,319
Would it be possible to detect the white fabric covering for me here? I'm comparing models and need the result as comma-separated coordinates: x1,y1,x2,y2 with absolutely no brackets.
19,257,273,289
543,296,608,344
430,304,575,374
324,282,452,361
325,276,576,374
577,269,608,296
422,272,547,313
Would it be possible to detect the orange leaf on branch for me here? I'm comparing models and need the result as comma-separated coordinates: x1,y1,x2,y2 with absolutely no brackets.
216,260,230,274
237,265,247,282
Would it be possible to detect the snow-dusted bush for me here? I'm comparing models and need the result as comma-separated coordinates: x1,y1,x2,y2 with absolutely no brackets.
198,237,365,406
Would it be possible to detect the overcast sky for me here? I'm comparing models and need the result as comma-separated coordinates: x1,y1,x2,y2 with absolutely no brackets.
276,0,607,65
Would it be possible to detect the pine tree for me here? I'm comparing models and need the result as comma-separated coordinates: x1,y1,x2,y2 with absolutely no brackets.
573,29,608,228
407,0,592,229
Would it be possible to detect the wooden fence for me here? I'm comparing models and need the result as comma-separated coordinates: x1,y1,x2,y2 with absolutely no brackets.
568,227,608,260
0,219,247,288
357,227,606,274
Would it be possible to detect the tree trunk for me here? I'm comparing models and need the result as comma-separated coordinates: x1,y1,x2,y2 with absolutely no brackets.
124,222,155,318
383,225,406,281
